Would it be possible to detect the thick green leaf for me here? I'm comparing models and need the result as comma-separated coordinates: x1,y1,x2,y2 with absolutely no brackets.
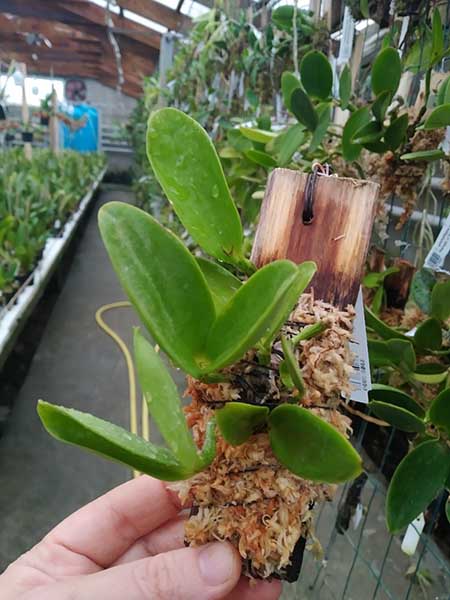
239,127,277,144
371,48,401,97
372,91,391,123
371,285,384,315
363,266,399,289
424,104,450,130
370,401,425,433
431,280,450,321
369,384,425,417
413,363,448,384
290,88,318,131
414,317,442,351
365,306,409,341
386,440,450,532
339,65,351,109
292,321,327,345
405,33,432,73
300,51,333,100
309,104,331,151
275,124,305,165
281,71,301,111
410,268,436,313
342,107,371,161
385,114,409,151
352,121,383,145
281,335,305,395
269,404,363,483
401,149,446,161
245,149,277,168
204,261,302,371
147,108,244,264
368,339,416,371
134,330,201,470
37,401,188,481
196,257,241,313
437,76,450,106
259,261,317,348
431,8,444,65
98,202,215,377
216,402,269,445
428,388,450,434
360,0,369,18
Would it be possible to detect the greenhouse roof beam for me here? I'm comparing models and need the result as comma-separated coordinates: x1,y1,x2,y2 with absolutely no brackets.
116,0,191,31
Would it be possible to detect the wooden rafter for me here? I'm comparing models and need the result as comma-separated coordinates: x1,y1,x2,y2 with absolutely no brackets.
117,0,191,30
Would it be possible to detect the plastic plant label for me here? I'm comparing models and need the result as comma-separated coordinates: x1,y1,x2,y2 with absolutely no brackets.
401,513,425,556
338,7,355,65
351,502,364,530
424,212,450,275
347,288,371,404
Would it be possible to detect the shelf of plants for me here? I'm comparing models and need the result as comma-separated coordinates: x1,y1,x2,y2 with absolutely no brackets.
0,150,106,366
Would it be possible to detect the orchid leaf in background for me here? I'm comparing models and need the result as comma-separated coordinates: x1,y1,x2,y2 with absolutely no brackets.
342,107,371,161
300,50,333,100
352,121,383,145
372,91,391,122
371,47,401,97
363,266,399,288
239,127,277,144
369,401,425,433
37,401,189,481
431,7,444,65
437,76,450,105
275,124,305,165
292,321,327,345
216,402,269,445
424,104,450,130
98,202,216,377
290,87,318,131
368,339,416,371
431,280,450,321
428,388,450,435
412,363,448,384
386,440,450,532
410,268,436,313
281,335,305,395
196,257,242,313
384,114,409,151
269,405,363,483
309,104,331,152
364,306,409,341
401,149,446,161
413,317,442,351
147,108,246,267
245,149,277,168
281,71,301,111
369,384,425,417
339,65,352,109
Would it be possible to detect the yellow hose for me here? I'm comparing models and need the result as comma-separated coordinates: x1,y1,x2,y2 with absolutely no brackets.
95,301,149,478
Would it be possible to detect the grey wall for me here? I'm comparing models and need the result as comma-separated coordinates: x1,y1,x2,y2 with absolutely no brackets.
83,79,137,128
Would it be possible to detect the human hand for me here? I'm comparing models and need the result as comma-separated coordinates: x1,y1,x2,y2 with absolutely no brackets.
0,475,282,600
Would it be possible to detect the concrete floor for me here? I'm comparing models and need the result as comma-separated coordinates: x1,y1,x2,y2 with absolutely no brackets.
1,187,449,599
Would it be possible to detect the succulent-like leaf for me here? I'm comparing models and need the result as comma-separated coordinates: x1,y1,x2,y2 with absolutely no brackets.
368,338,416,372
281,336,305,395
363,267,399,289
339,65,351,109
413,363,448,384
37,400,188,480
386,440,450,532
352,121,383,145
309,104,331,152
401,149,446,161
369,384,425,417
369,401,425,433
269,404,363,483
290,88,318,131
384,114,409,151
281,71,301,111
204,261,302,371
275,124,305,166
245,149,277,168
428,388,450,435
365,307,409,341
410,268,436,313
216,402,269,446
98,202,215,377
371,47,401,97
414,317,442,351
342,107,371,161
437,76,450,106
134,330,205,470
424,104,450,130
196,257,242,313
372,91,391,122
292,321,327,345
431,280,450,321
147,108,244,265
300,50,333,100
239,127,277,144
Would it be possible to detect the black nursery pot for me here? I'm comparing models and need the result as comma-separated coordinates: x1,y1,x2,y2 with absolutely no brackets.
40,115,49,126
22,131,33,143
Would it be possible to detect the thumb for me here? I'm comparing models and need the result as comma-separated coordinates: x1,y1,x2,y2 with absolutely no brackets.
42,542,242,600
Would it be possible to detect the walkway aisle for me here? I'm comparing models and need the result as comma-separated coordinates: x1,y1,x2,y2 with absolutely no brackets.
0,188,146,569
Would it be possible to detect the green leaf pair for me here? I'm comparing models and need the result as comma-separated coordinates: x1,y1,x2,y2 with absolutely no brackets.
37,330,216,481
99,202,316,378
216,402,362,484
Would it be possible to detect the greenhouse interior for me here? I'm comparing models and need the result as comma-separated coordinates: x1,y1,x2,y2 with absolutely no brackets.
1,1,450,599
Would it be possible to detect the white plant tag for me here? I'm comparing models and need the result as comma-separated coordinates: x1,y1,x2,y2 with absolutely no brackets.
401,513,425,556
347,287,371,404
351,503,364,530
338,7,355,66
424,212,450,275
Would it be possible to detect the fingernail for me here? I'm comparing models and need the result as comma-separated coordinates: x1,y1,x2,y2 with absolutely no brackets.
198,542,236,586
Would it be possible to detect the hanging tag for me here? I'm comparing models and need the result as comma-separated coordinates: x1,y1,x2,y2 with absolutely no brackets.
351,503,364,530
337,7,355,66
401,513,425,556
347,287,371,404
424,212,450,275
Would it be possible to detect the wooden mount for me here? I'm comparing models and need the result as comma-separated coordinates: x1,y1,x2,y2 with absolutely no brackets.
251,168,379,308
